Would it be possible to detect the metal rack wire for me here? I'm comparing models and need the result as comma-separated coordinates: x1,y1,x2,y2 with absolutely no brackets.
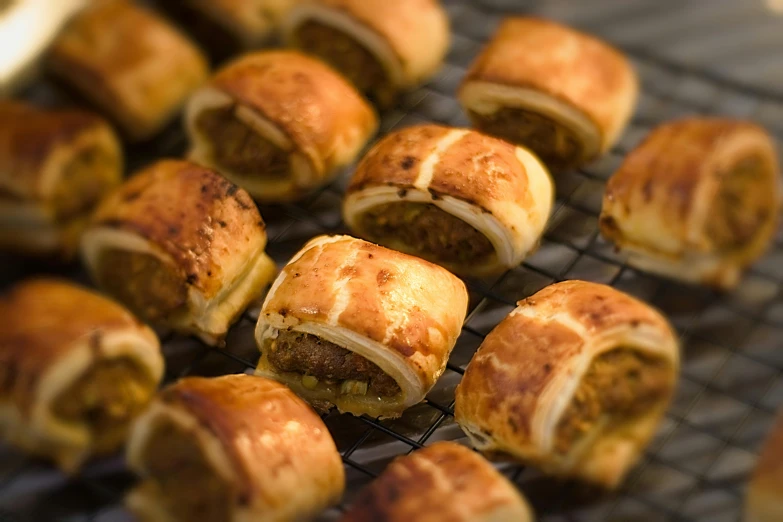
2,1,783,521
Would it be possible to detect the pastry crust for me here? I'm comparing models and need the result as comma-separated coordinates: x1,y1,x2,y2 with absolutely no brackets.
600,118,780,290
255,235,468,418
185,50,377,202
454,280,679,488
81,159,277,346
126,374,344,522
48,0,209,141
0,101,122,257
175,0,297,48
746,413,783,522
459,17,638,169
0,278,163,473
283,0,449,97
343,124,554,276
340,441,534,522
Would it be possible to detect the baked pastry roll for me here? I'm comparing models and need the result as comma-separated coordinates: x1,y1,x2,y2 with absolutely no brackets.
0,101,122,257
343,124,554,277
454,280,679,488
340,441,533,522
746,412,783,522
255,235,468,418
163,0,297,50
185,50,378,203
283,0,450,107
126,374,344,522
81,159,277,346
0,278,163,473
48,0,209,141
458,17,638,171
600,118,780,290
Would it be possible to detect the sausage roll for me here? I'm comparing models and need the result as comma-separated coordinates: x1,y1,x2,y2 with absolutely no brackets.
746,413,783,522
80,159,277,346
255,235,468,418
454,280,679,488
340,441,534,522
126,374,344,522
48,0,209,141
458,17,638,171
162,0,297,50
343,124,554,277
0,278,163,473
185,51,378,203
600,118,780,290
283,0,450,107
0,101,122,257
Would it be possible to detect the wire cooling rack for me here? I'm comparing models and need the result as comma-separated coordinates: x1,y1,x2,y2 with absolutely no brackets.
2,1,783,521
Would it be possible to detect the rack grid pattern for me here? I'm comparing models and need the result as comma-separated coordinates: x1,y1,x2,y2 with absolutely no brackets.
2,1,783,521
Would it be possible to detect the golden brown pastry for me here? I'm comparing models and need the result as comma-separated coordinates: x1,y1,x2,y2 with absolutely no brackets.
600,118,780,290
0,278,163,473
185,50,378,202
283,0,450,107
458,17,638,171
0,101,122,257
126,374,344,522
454,280,679,488
255,235,468,418
48,0,209,141
340,441,534,522
746,412,783,522
343,124,554,277
80,159,277,346
163,0,297,49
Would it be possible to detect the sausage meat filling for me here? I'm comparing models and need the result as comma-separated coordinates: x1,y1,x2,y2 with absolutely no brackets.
706,155,773,252
292,21,395,107
196,107,289,179
51,146,116,219
555,349,671,455
469,108,583,170
267,332,401,397
138,418,235,522
52,358,155,454
359,202,494,264
97,250,188,322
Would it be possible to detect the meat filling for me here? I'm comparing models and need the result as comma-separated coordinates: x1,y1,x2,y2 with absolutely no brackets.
267,332,401,397
52,358,155,454
359,202,495,264
97,250,188,322
51,146,115,219
196,107,289,178
139,418,235,522
555,349,671,455
706,155,773,252
470,108,583,170
293,21,395,107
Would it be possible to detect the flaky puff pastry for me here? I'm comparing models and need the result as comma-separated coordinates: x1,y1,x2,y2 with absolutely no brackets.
600,118,780,290
168,0,297,49
48,0,209,141
343,124,554,277
126,374,344,522
340,442,534,522
455,280,679,488
0,101,122,257
0,278,163,473
185,51,377,203
283,0,449,107
81,160,277,346
746,413,783,522
255,235,468,418
459,17,638,171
